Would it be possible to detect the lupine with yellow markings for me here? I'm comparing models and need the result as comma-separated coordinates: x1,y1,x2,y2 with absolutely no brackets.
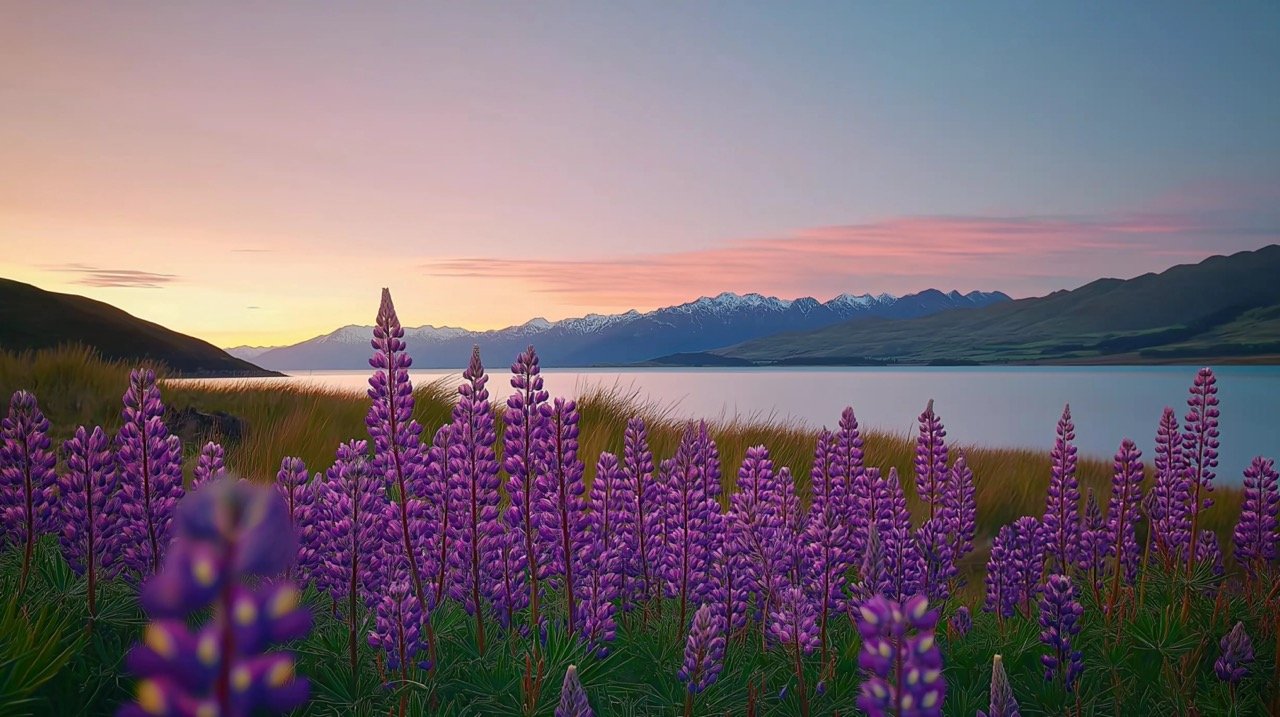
855,595,945,717
121,478,310,717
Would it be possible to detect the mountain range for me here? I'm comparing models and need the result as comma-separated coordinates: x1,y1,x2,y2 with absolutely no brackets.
718,245,1280,365
229,289,1010,369
0,278,277,376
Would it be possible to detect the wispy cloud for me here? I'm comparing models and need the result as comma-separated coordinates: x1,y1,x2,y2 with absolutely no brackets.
424,204,1276,307
46,263,179,289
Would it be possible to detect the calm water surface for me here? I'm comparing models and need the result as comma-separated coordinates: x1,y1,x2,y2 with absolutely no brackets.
173,366,1280,484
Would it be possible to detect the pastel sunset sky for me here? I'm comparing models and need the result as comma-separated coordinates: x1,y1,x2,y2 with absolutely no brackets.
2,2,1278,346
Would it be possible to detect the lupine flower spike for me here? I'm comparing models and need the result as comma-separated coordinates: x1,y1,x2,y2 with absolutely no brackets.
977,654,1021,717
1233,456,1278,583
2,390,57,595
116,369,184,578
192,441,227,488
769,585,820,716
556,665,593,717
1214,622,1253,697
1042,405,1081,574
856,595,945,717
1183,367,1219,575
1040,574,1084,692
503,345,548,629
121,478,310,717
537,398,589,636
59,425,119,617
679,603,725,716
1107,439,1143,616
914,399,949,522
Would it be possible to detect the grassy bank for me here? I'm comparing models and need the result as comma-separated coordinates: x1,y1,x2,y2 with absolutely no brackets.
1,345,1242,547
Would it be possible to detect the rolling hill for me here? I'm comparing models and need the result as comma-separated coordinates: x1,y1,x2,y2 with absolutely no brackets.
719,245,1280,365
0,278,278,376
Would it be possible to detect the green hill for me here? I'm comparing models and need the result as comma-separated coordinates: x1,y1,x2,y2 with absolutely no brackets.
721,245,1280,364
0,278,278,376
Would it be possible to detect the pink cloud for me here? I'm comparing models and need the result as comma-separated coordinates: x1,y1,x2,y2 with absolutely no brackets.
424,208,1276,309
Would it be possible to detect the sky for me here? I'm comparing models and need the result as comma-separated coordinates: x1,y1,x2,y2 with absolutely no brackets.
2,2,1278,347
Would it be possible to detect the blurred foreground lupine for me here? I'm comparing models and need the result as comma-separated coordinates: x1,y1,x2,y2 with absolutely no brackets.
1,389,57,595
121,478,310,717
556,664,593,717
855,595,945,717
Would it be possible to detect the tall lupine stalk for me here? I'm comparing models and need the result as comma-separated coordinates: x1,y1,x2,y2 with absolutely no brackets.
1233,456,1278,583
121,479,310,717
319,440,390,681
984,524,1015,622
802,429,853,664
621,418,658,609
916,518,956,604
730,445,784,641
503,345,549,629
192,441,227,488
421,423,455,609
833,407,869,553
1042,405,1081,574
695,421,722,503
1107,439,1144,616
1183,367,1220,575
1078,488,1109,598
59,425,118,617
368,557,430,714
679,603,725,716
366,288,434,616
116,369,184,578
882,469,923,601
914,399,949,521
777,466,806,585
1008,516,1046,618
1,390,56,596
537,398,590,637
447,347,501,655
1150,407,1189,567
275,457,308,527
663,426,715,630
1040,574,1084,692
855,595,945,717
710,507,749,636
581,451,625,652
941,452,976,599
770,585,820,716
294,474,328,593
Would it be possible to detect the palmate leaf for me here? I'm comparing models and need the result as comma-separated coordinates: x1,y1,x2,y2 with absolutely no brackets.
1129,608,1202,659
0,592,86,716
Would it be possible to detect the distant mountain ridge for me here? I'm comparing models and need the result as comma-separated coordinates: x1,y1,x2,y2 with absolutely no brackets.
719,245,1280,365
0,278,278,376
233,289,1010,369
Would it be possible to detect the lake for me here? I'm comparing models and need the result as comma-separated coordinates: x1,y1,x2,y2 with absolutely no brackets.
172,366,1280,484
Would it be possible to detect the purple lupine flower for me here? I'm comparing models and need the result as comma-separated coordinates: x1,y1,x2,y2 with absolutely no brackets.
577,451,625,653
883,471,924,602
366,288,434,613
537,398,590,636
446,347,502,654
1183,367,1220,572
1,390,57,595
1233,456,1279,577
914,399,949,521
694,421,722,501
1150,407,1190,567
368,561,431,679
115,369,185,578
833,407,869,552
680,603,726,695
851,526,889,607
556,665,593,717
662,426,716,629
1214,622,1253,684
292,472,326,591
983,524,1014,619
620,418,659,608
425,422,455,607
1077,488,1109,592
729,445,786,629
1039,574,1084,691
1106,439,1143,609
709,508,750,635
484,514,528,631
977,654,1022,717
856,595,945,717
59,425,119,616
275,457,308,527
776,466,806,584
121,478,310,717
802,430,854,661
1195,529,1224,578
1042,405,1081,574
502,345,548,627
942,451,976,566
317,440,390,677
882,467,912,538
950,605,971,637
769,584,820,715
1008,516,1046,617
916,518,955,603
191,441,227,489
